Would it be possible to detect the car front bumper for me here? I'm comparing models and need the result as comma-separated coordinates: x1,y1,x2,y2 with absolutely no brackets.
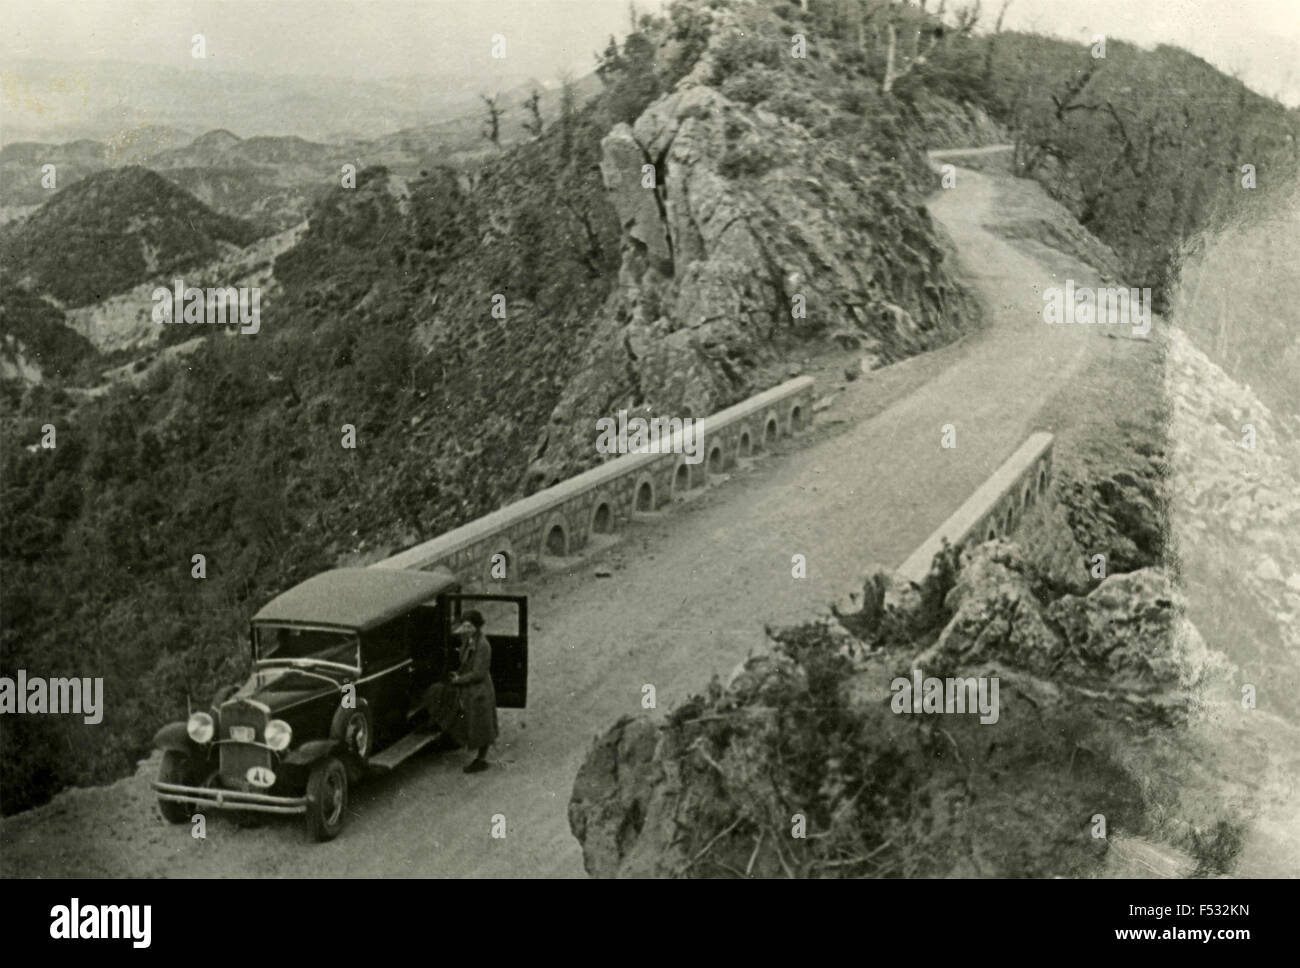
153,780,308,816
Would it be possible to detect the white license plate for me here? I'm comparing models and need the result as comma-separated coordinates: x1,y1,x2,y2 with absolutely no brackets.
246,766,276,788
230,726,255,743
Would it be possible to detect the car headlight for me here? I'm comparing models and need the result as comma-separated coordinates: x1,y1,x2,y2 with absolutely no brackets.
187,711,214,744
264,719,292,751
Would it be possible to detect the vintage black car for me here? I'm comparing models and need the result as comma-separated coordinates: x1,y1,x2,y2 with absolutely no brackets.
151,567,527,840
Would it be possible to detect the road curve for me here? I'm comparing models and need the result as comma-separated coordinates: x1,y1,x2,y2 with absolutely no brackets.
0,154,1114,878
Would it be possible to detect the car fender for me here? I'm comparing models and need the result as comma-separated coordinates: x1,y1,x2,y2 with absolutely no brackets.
153,721,197,755
210,684,239,708
283,739,342,767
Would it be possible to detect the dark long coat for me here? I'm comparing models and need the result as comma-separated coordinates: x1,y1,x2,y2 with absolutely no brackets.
428,630,498,750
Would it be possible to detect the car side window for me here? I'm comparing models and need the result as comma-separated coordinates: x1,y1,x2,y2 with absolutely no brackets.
364,616,408,671
457,599,520,637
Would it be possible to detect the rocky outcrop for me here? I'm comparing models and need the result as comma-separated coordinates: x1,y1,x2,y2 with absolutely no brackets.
568,717,689,878
924,544,1225,727
569,539,1228,877
525,3,983,487
600,124,674,271
924,542,1068,676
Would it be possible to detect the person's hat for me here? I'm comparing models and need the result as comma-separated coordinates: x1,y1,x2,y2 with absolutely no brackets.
460,609,484,630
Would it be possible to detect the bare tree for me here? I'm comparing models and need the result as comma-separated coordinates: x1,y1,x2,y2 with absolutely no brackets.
522,89,544,138
557,71,578,159
953,0,982,35
881,2,941,93
481,93,503,148
994,0,1012,31
983,0,1013,88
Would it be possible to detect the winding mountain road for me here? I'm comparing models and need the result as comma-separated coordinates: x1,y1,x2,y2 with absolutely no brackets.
1,149,1120,877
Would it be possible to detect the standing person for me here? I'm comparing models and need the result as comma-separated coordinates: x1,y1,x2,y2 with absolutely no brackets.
427,609,498,773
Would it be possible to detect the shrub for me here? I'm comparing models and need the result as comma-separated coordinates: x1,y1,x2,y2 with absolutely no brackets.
768,88,819,126
721,67,778,107
710,31,781,86
718,141,778,180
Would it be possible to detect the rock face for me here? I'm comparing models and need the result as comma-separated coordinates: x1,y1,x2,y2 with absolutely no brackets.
568,539,1229,878
526,10,982,486
926,542,1068,676
926,544,1224,726
1047,570,1220,708
568,717,687,878
600,123,674,271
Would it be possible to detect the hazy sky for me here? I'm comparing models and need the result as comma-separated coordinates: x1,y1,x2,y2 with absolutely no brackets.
2,0,1297,103
1,0,638,82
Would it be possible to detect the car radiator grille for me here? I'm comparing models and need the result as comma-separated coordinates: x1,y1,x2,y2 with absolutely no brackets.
219,699,270,786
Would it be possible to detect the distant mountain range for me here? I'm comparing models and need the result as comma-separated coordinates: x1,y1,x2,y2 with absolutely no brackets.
1,58,551,145
0,62,601,384
0,69,601,228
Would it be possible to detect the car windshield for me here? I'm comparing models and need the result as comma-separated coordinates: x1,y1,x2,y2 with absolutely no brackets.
253,626,359,669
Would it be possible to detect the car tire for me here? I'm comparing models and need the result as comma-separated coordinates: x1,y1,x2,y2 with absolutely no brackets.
157,750,197,824
330,701,373,781
305,756,348,842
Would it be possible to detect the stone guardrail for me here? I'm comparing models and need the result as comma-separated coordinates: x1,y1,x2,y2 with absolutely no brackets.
373,376,816,587
895,431,1054,586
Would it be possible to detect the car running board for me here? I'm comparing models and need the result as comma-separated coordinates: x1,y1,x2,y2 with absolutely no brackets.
369,732,439,772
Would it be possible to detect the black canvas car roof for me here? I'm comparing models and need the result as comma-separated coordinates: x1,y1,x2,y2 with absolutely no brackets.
251,567,458,632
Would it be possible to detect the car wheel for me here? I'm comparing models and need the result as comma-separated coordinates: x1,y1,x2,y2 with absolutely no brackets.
331,701,373,781
305,756,348,842
157,750,197,824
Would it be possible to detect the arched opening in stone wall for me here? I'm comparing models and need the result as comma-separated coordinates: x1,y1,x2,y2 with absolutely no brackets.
738,431,752,458
591,502,613,534
1024,483,1035,508
790,406,803,432
764,417,778,447
1004,504,1015,534
635,479,655,512
1038,466,1048,495
674,461,690,496
545,523,567,557
986,524,997,541
708,445,724,476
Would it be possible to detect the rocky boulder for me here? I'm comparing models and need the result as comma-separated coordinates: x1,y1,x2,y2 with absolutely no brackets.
526,39,980,485
919,543,1225,727
570,534,1231,877
923,541,1067,675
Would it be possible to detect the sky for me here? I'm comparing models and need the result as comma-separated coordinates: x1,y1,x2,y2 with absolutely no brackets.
1,0,638,82
2,0,1297,104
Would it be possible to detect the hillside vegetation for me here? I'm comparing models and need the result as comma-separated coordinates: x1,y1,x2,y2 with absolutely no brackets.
0,166,263,307
2,0,1296,816
985,34,1299,312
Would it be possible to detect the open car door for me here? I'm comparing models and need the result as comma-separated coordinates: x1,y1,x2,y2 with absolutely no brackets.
443,594,528,708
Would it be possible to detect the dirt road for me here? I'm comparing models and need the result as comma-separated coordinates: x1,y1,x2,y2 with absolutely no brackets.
0,151,1117,877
